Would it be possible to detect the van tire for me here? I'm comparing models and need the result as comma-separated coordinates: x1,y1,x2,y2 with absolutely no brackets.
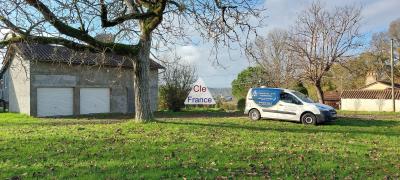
249,109,261,121
301,113,317,125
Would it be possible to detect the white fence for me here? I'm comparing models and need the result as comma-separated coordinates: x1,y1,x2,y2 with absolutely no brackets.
341,98,400,112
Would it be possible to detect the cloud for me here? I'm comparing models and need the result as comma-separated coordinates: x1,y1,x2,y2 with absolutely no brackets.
176,45,202,64
163,0,400,88
263,0,400,34
161,44,252,88
361,0,400,32
262,0,309,32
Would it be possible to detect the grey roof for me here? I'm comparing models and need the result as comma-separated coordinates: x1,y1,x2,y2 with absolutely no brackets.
1,43,164,75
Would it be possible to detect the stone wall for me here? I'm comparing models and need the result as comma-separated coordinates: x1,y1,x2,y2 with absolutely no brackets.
8,54,31,114
29,60,159,116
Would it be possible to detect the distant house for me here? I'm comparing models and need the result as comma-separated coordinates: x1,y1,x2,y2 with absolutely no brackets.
209,88,234,102
362,71,400,90
361,81,400,90
0,43,164,117
340,71,400,112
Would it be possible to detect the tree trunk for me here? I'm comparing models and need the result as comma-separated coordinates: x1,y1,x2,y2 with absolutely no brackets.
133,35,153,122
314,81,324,104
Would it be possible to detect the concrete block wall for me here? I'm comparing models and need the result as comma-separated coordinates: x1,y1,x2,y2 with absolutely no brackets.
8,55,31,115
29,61,159,116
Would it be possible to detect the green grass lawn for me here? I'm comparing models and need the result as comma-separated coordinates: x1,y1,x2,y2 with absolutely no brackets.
0,113,399,179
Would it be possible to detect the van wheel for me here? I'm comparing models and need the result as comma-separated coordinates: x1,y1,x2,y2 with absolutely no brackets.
301,113,317,125
249,109,261,121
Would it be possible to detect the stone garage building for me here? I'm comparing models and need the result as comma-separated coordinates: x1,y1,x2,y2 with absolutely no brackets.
0,43,163,117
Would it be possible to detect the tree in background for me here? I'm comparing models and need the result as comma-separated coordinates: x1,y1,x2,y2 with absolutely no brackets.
369,32,392,78
389,18,400,44
388,18,400,79
292,82,308,96
248,29,297,87
159,58,196,112
287,2,362,104
0,0,264,121
231,66,270,99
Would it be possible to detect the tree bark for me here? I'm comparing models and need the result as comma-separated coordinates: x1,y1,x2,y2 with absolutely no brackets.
314,81,324,104
133,35,153,122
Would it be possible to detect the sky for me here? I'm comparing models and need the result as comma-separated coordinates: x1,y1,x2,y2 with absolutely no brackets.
1,0,399,88
168,0,400,88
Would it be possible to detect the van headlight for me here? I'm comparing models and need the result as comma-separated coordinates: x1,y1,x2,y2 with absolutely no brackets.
316,106,329,111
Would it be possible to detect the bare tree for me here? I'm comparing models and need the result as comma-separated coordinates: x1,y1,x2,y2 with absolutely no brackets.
287,2,362,103
369,32,391,79
159,56,196,112
248,29,297,88
389,18,400,43
0,0,265,121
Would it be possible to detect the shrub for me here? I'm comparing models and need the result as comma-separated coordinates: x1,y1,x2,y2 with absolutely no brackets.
237,98,246,111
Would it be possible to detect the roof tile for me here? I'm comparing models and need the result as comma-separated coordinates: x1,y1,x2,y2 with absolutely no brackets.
13,43,164,70
341,89,400,99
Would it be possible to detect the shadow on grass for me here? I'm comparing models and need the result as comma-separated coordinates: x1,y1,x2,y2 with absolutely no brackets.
55,113,134,120
325,118,400,127
155,119,400,137
0,113,132,127
0,119,129,127
154,111,245,118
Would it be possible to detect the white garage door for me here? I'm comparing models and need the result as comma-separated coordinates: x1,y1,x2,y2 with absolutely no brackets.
80,88,110,114
37,88,73,117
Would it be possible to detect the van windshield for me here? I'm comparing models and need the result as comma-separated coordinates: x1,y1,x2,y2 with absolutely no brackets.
291,91,315,103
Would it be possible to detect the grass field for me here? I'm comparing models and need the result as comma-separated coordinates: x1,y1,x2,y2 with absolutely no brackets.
0,113,399,179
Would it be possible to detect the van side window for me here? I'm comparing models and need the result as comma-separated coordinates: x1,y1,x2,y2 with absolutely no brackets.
280,93,301,105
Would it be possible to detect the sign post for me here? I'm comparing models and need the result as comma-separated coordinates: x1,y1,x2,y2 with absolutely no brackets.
184,78,216,105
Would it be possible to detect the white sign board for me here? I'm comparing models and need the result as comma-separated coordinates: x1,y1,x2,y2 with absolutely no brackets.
184,78,216,105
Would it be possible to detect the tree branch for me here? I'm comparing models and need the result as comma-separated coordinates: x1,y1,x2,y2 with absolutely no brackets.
1,12,138,56
100,0,157,28
0,16,26,35
25,0,101,45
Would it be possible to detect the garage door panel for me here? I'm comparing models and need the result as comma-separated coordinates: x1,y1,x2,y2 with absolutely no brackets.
80,88,110,114
37,88,73,117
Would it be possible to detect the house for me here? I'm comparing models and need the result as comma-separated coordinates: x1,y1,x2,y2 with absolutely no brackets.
340,71,400,112
323,91,340,109
0,43,164,117
362,71,400,90
361,81,400,90
209,88,234,102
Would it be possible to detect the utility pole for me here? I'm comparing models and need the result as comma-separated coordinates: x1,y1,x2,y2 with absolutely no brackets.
391,39,395,112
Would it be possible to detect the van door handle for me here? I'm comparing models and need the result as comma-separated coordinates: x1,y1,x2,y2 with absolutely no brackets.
278,104,283,106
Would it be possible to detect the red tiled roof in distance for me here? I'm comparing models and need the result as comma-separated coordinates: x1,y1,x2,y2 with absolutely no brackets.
341,89,400,100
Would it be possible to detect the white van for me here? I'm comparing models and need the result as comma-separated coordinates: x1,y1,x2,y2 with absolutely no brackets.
244,87,336,125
